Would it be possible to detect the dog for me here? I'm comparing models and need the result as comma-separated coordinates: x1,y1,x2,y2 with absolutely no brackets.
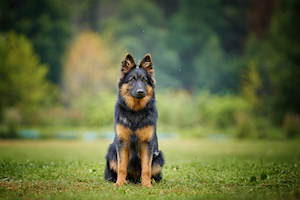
104,53,165,188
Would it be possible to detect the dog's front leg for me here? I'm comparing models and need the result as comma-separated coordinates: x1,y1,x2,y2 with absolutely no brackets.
114,147,129,186
114,124,132,186
140,144,153,188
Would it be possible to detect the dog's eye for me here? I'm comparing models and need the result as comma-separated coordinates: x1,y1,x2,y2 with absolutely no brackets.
130,77,136,82
142,77,147,82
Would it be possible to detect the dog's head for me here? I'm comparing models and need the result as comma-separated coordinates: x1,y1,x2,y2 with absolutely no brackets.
118,53,156,110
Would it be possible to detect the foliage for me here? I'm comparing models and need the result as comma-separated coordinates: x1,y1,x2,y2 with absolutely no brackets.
241,60,262,109
157,90,251,130
165,0,248,92
197,93,251,129
0,32,55,125
240,0,300,123
0,0,299,136
265,0,300,122
72,91,116,127
0,0,72,84
0,139,299,199
62,31,121,101
282,114,300,139
30,92,116,128
0,89,283,139
157,90,197,129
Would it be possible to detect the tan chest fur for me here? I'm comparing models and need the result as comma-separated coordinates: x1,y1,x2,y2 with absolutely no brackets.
116,124,154,144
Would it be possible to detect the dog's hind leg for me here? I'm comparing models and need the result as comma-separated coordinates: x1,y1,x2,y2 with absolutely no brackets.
151,150,165,182
104,143,118,182
104,162,117,182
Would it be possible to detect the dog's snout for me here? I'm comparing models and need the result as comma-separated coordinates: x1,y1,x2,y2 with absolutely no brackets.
136,89,146,99
137,89,144,95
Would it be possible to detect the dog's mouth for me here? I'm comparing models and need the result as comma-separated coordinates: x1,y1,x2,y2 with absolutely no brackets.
134,94,146,99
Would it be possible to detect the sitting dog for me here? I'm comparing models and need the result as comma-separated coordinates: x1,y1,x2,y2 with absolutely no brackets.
104,53,165,188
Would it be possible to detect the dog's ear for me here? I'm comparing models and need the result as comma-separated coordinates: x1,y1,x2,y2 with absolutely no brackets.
121,53,136,74
140,53,154,76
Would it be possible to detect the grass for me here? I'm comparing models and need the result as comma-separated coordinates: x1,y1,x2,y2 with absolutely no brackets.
0,138,299,199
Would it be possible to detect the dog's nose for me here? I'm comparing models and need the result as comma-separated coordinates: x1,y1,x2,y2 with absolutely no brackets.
137,89,144,96
136,89,146,99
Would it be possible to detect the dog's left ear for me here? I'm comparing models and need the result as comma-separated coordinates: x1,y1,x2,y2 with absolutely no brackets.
140,54,154,76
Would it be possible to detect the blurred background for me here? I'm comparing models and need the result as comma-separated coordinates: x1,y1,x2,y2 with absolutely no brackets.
0,0,299,140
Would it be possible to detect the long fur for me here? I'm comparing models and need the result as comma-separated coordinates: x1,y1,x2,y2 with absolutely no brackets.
104,53,165,186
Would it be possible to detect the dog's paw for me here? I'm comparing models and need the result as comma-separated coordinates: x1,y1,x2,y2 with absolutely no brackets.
114,179,129,187
113,181,124,187
113,183,120,187
142,181,153,188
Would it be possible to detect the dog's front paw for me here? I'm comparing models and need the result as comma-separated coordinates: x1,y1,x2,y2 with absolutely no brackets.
113,182,123,187
142,181,153,188
113,181,124,187
114,179,129,187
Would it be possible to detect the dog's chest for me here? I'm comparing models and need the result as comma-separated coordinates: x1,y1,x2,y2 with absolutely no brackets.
116,121,154,144
117,111,145,128
119,116,131,127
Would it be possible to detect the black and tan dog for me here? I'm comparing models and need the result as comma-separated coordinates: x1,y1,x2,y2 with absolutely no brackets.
104,53,165,188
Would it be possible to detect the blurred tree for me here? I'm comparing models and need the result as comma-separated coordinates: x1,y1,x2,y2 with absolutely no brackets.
241,60,262,109
192,34,237,93
153,0,179,18
0,32,55,123
70,0,118,33
0,0,72,84
167,0,249,92
242,0,300,123
246,0,275,39
100,0,183,89
266,0,300,122
62,31,121,103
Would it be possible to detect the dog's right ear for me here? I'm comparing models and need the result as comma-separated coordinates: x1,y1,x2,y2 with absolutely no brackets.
121,53,136,74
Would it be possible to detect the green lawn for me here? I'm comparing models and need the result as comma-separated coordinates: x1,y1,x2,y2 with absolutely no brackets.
0,139,299,199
